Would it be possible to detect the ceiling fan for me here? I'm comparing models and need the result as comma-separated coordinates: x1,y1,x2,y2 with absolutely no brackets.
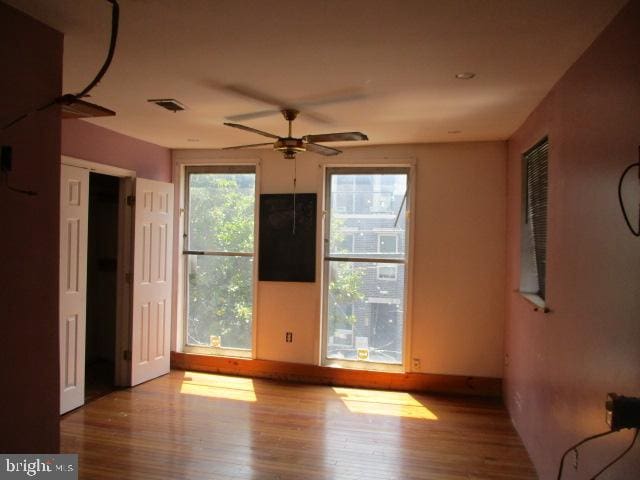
222,109,369,159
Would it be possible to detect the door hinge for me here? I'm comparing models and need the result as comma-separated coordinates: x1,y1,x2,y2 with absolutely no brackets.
123,350,132,361
126,195,136,206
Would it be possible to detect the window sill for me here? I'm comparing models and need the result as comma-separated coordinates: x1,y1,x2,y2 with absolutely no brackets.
183,345,252,359
518,292,550,312
323,358,404,373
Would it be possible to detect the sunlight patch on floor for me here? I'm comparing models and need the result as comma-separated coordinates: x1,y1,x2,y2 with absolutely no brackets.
179,371,257,402
333,387,438,420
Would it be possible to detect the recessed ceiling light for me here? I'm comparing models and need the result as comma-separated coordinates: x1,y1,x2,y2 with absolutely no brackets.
448,130,461,134
455,72,476,80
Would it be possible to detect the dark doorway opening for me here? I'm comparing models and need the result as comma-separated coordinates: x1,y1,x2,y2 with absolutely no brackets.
85,172,120,402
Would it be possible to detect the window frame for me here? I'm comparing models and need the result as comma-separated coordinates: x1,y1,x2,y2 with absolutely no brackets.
519,137,549,307
182,164,259,358
321,166,412,373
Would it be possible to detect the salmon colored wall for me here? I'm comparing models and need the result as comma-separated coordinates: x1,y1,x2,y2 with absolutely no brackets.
62,119,171,182
0,2,62,453
173,141,507,378
505,1,640,478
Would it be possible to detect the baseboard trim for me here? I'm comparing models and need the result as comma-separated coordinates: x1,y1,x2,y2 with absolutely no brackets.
170,352,502,398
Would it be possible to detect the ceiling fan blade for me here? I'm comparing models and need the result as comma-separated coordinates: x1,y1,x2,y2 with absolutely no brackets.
303,132,369,143
299,110,333,125
223,84,291,108
223,122,280,139
296,88,368,108
222,142,274,150
225,109,281,122
305,143,342,156
223,84,334,124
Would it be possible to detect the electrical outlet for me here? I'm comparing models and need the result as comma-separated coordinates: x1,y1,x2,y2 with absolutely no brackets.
285,331,293,343
412,358,421,370
606,393,640,430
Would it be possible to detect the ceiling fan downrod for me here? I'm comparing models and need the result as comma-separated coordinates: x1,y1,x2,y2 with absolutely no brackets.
276,109,304,159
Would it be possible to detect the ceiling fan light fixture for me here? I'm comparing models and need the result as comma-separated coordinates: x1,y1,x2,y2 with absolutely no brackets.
274,138,306,153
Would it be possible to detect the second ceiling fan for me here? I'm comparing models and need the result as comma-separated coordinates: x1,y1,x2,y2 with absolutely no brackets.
223,109,368,159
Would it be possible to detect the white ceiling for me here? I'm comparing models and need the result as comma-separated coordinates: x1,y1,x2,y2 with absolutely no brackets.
5,0,627,149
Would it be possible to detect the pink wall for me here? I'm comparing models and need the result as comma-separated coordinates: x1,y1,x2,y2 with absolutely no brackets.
0,2,62,453
62,120,171,182
505,1,640,478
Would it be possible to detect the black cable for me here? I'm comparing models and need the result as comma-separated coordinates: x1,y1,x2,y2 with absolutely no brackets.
74,0,119,99
590,428,639,479
557,430,617,480
1,0,119,131
617,160,640,237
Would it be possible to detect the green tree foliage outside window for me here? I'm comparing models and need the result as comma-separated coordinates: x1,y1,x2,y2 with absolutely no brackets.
327,215,364,334
187,174,255,349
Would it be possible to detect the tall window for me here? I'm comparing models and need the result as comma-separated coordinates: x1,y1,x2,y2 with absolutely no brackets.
520,138,549,301
184,166,256,356
323,168,409,369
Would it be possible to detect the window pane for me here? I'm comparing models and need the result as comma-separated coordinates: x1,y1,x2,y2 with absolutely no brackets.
186,255,253,350
329,174,407,257
326,261,405,364
520,138,548,299
188,173,255,252
325,171,409,369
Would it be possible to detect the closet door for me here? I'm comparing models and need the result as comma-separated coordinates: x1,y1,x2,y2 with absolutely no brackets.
130,178,173,386
59,164,89,414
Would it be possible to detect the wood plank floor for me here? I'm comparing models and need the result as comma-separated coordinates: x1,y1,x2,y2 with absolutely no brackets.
61,370,537,480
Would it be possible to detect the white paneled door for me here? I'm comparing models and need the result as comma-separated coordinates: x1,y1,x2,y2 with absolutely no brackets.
59,164,89,414
130,178,174,386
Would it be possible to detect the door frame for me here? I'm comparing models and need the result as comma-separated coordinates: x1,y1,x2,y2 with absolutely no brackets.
61,156,136,388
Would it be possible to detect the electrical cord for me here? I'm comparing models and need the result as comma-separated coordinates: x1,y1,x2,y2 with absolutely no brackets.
589,428,639,479
557,428,639,479
75,0,119,99
1,0,119,131
617,155,639,237
556,430,617,480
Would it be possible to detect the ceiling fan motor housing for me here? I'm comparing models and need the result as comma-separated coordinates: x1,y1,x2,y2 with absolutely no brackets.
275,137,306,159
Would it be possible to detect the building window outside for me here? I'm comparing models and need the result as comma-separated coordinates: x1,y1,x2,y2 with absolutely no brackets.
377,264,398,281
520,138,549,301
183,166,256,356
324,168,409,368
378,233,398,253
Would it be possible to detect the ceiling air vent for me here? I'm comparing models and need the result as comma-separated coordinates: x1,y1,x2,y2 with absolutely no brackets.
147,98,186,112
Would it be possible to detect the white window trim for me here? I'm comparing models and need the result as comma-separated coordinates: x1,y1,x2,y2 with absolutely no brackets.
320,164,415,373
175,160,261,358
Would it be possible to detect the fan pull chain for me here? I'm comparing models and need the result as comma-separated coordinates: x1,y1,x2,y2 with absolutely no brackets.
293,156,297,236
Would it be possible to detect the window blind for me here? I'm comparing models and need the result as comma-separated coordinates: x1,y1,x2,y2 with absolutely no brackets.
524,138,549,299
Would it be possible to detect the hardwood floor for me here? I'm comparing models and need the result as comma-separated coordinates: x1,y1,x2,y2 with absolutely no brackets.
61,370,537,479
